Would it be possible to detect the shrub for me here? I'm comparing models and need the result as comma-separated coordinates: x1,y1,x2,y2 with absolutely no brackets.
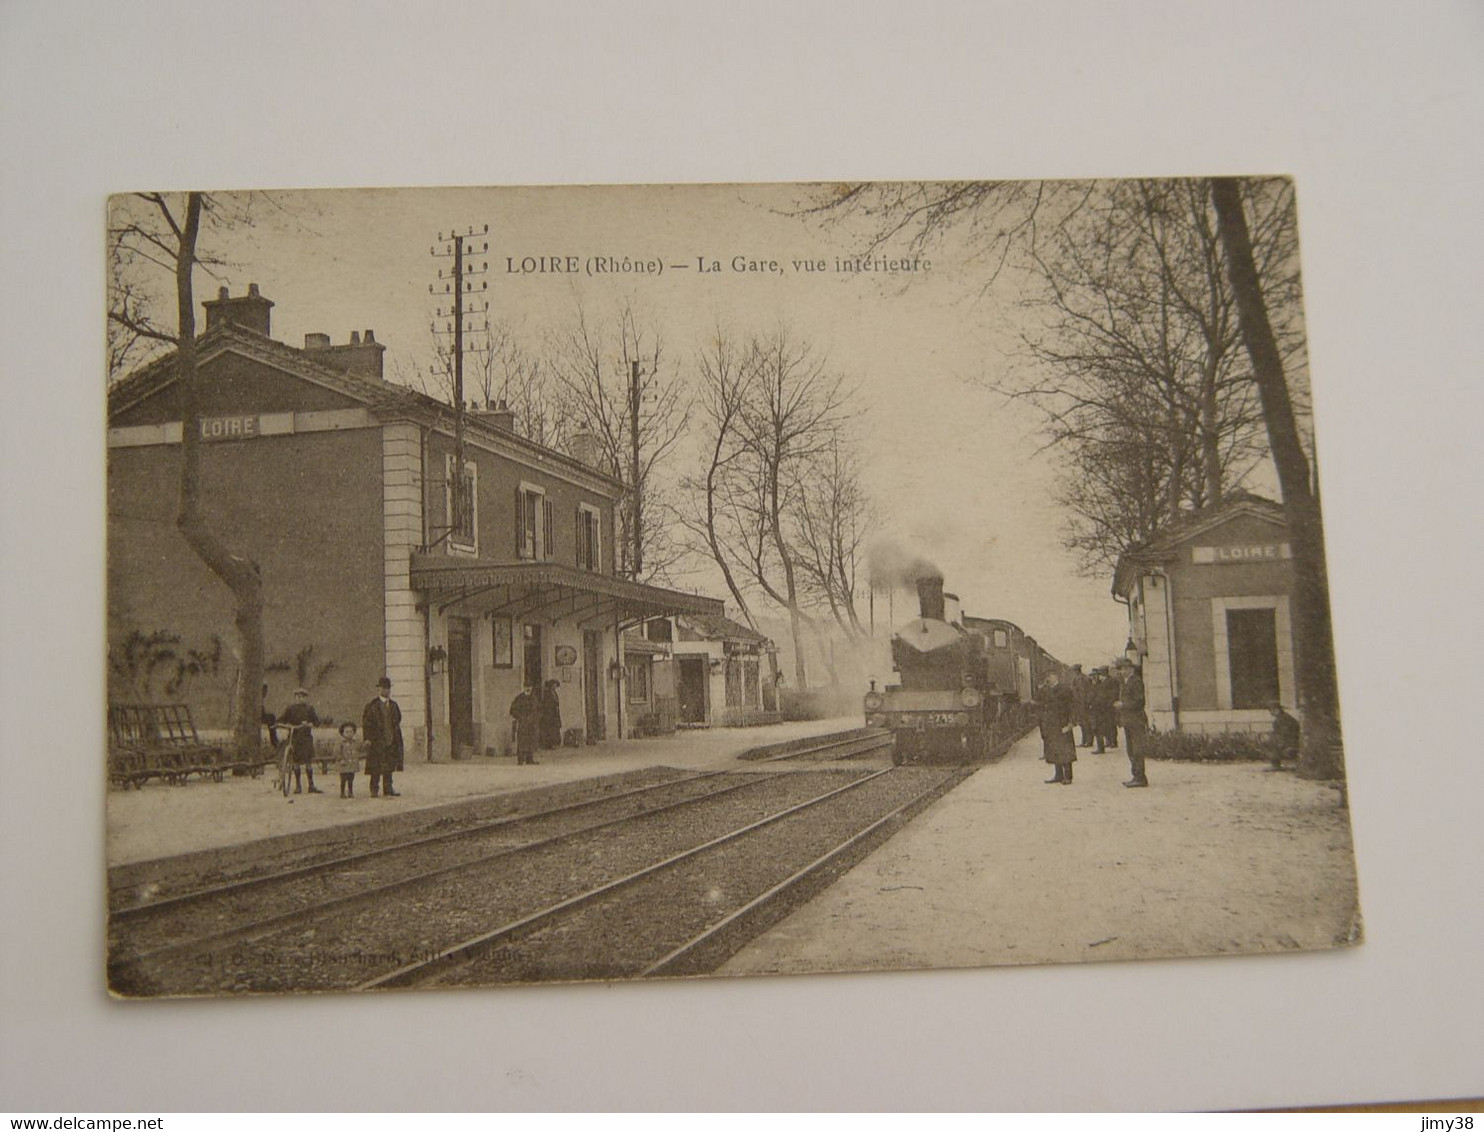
1143,729,1275,763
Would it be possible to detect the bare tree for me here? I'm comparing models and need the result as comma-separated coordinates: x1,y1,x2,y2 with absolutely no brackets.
108,192,265,756
413,319,570,449
788,430,874,639
805,177,1340,778
545,296,691,581
1211,177,1340,781
684,325,855,688
1001,179,1282,572
679,323,762,628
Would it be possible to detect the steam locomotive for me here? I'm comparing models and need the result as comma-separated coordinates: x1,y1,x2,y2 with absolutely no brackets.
863,575,1067,765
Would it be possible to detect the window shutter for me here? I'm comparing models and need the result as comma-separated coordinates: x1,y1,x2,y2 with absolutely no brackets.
515,486,524,557
542,498,554,562
446,454,456,536
575,505,585,568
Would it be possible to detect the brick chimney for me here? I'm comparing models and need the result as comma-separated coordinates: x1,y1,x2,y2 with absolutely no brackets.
916,575,946,622
566,429,606,470
469,399,517,432
302,328,385,380
203,283,273,337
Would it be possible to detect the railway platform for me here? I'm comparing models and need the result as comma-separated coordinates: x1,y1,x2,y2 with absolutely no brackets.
105,716,861,868
719,726,1361,973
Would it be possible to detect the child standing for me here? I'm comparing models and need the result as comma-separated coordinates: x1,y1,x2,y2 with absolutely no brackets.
334,721,365,797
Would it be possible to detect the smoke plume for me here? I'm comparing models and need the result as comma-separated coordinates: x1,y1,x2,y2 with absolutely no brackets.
867,537,942,589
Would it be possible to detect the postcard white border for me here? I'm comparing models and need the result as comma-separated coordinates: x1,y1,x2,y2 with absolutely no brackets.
2,0,1480,1112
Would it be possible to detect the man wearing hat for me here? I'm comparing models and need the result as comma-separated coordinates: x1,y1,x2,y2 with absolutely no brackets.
1113,653,1149,787
509,679,541,765
1070,664,1094,747
361,676,404,797
1037,669,1078,785
278,687,322,794
1090,667,1118,753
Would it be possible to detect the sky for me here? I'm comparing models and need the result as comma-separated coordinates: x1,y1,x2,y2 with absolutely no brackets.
117,182,1162,665
12,1,1482,1111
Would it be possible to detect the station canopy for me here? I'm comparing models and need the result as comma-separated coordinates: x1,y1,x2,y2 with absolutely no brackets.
410,554,723,630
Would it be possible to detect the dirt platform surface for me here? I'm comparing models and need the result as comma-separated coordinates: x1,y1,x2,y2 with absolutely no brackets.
105,716,859,867
721,728,1361,973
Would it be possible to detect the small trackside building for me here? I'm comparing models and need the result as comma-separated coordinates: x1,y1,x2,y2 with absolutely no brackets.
107,285,722,759
668,614,779,727
1112,494,1297,736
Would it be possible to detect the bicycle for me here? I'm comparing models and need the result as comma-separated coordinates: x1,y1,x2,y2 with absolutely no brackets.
273,719,312,798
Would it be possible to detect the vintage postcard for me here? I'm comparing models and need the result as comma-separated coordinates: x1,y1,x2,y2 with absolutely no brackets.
105,180,1359,997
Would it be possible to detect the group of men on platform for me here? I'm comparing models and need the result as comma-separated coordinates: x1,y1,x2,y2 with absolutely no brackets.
1041,653,1302,787
1038,656,1148,788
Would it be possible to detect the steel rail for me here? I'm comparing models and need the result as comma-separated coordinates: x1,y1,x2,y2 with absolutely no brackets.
763,732,893,762
357,765,899,990
111,771,792,978
110,769,733,920
642,766,975,977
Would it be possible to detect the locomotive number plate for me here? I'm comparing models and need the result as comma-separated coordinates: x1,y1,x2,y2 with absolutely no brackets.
913,712,960,728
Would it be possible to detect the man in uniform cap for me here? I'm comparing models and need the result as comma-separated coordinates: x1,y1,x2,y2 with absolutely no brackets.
1113,654,1149,787
361,676,404,797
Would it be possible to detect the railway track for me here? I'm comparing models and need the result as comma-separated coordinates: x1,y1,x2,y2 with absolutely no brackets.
740,727,893,762
109,754,968,996
108,731,884,927
375,764,970,989
108,768,799,993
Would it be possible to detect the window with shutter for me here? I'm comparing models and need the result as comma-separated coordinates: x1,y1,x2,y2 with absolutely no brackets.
517,483,547,561
515,485,525,558
576,503,602,571
446,454,477,553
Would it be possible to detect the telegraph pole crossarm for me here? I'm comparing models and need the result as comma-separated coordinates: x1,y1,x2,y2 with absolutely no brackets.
430,225,491,535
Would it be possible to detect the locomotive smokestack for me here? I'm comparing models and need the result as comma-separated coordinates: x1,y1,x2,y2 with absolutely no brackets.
917,575,945,622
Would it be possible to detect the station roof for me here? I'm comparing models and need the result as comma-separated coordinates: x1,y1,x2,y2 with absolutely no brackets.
108,323,623,496
675,613,772,646
409,555,723,630
1111,493,1287,597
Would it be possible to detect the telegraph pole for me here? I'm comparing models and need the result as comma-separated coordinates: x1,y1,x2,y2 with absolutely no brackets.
430,226,489,533
630,359,642,578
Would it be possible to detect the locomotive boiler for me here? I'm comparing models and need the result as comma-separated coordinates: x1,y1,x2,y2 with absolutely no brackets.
864,576,1057,764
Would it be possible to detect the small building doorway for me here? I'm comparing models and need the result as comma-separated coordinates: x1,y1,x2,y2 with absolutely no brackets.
677,656,707,723
523,623,543,690
582,629,603,740
1227,607,1280,709
447,616,475,754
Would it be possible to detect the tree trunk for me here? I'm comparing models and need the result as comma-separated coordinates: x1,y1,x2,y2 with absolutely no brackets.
1201,358,1225,506
172,193,266,758
1210,178,1342,780
702,440,757,631
768,461,809,690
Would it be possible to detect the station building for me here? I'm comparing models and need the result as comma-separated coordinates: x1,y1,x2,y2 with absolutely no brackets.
1112,494,1296,735
667,613,779,727
107,285,721,758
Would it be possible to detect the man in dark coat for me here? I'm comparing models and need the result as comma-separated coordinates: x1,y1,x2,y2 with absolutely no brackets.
361,676,404,797
1114,656,1149,787
1268,702,1301,770
1091,668,1118,752
1038,671,1077,785
510,681,541,765
1070,664,1094,747
279,687,322,794
539,679,563,750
